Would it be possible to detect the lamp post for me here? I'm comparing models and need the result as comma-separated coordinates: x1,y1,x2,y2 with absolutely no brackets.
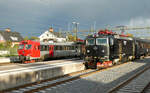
72,22,79,41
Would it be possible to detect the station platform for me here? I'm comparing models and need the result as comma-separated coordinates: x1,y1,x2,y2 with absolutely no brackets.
0,59,85,91
0,56,19,63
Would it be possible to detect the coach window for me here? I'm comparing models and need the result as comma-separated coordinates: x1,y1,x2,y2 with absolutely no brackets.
25,45,32,49
41,45,44,51
57,46,59,50
49,46,51,50
42,45,45,51
40,45,43,51
59,46,61,50
45,45,48,51
72,46,74,50
46,45,49,50
63,46,65,50
68,46,70,50
55,46,58,50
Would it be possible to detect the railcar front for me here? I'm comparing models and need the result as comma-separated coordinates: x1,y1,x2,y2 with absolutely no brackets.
18,40,40,63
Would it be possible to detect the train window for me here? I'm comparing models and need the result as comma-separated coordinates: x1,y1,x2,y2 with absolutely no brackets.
49,46,51,50
40,45,43,51
46,45,49,50
68,46,70,50
18,44,24,49
96,38,108,45
35,46,38,50
55,46,58,50
66,46,69,50
45,46,47,50
72,46,74,50
40,45,46,51
25,45,32,49
59,46,62,50
86,38,95,45
69,46,71,50
57,46,59,50
64,46,66,50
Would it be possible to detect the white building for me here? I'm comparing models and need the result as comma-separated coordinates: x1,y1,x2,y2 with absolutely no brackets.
39,28,67,43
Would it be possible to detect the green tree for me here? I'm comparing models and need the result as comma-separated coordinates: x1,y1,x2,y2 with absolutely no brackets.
126,33,133,37
0,43,4,50
29,36,39,40
5,41,12,48
24,36,29,40
67,34,76,41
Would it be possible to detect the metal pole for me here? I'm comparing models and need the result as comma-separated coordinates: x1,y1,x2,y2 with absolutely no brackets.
76,23,77,41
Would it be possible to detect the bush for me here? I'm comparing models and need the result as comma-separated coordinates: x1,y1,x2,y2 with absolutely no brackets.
0,42,19,57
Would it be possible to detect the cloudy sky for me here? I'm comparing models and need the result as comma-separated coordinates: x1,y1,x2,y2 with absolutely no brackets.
0,0,150,37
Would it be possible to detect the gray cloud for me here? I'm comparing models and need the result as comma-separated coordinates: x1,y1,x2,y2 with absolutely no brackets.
0,0,150,37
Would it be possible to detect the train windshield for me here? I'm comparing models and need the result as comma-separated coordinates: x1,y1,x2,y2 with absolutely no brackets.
96,38,108,45
86,38,95,45
18,44,24,49
25,44,32,49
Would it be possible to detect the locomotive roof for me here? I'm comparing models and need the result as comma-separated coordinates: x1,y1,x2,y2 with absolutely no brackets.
40,42,77,46
113,34,133,40
134,37,150,43
86,34,133,41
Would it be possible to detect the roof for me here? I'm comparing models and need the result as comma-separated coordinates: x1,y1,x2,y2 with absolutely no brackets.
53,32,66,38
0,30,23,42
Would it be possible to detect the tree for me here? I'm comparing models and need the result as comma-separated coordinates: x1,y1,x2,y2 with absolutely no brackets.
29,36,39,40
67,34,76,41
126,33,133,37
24,36,29,40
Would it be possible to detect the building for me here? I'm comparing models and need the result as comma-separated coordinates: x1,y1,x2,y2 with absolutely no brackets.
39,27,67,43
0,28,23,46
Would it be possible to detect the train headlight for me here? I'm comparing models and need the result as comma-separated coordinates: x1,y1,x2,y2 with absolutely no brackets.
26,56,30,60
102,50,105,53
87,50,90,53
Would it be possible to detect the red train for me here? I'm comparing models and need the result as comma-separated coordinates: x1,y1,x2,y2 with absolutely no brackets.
18,40,84,63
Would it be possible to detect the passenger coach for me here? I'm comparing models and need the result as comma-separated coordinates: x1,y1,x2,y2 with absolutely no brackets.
18,40,83,63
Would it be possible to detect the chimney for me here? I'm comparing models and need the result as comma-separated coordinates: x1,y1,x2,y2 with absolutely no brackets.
49,27,53,32
5,28,11,32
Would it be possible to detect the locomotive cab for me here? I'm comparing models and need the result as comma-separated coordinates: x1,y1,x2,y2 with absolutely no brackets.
85,33,114,68
85,37,110,60
84,29,136,69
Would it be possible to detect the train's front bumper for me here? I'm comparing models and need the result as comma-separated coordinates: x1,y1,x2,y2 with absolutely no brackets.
19,55,30,61
85,56,109,62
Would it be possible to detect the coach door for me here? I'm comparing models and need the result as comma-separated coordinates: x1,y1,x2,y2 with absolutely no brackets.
33,45,40,57
49,45,54,57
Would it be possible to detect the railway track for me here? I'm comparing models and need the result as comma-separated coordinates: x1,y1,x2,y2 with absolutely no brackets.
1,58,150,93
108,64,150,93
1,62,127,93
142,82,150,93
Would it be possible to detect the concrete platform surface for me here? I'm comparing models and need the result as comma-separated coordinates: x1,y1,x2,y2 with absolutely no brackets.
0,56,19,63
0,59,85,91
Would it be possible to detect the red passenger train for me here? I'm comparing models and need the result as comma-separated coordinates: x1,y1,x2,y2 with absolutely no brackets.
18,40,84,63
